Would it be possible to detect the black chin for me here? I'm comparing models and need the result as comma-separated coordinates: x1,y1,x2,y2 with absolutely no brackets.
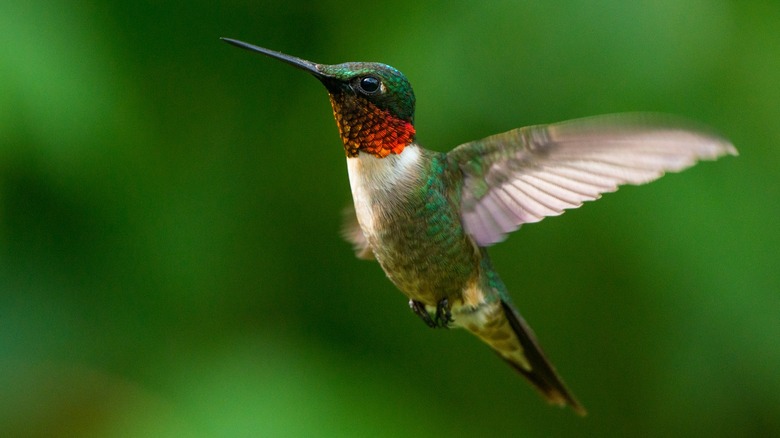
316,76,349,94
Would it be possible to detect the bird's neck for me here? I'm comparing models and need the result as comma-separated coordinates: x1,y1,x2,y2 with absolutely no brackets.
346,144,425,196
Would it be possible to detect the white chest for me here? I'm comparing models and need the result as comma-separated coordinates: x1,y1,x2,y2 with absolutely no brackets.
346,145,423,234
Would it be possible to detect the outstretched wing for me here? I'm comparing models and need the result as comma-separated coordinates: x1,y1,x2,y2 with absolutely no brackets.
448,113,737,246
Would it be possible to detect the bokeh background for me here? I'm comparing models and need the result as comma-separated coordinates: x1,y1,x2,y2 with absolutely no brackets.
2,1,778,436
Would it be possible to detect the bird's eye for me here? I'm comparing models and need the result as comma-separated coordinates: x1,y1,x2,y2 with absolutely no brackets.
357,76,381,94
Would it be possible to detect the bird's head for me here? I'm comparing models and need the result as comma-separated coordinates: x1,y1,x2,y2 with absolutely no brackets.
223,38,416,158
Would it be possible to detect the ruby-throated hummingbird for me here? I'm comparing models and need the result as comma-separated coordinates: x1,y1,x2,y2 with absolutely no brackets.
222,37,736,415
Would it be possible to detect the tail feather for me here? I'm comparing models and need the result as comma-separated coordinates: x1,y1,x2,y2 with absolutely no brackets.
498,300,586,416
462,298,586,415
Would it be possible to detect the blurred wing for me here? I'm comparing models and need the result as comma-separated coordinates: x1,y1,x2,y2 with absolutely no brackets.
448,113,737,246
341,205,375,260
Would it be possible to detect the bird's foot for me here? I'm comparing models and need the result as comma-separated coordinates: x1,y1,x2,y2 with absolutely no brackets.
409,298,452,329
409,300,436,328
434,298,453,328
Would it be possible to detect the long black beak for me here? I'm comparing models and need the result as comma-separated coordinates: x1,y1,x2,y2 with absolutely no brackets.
221,37,329,80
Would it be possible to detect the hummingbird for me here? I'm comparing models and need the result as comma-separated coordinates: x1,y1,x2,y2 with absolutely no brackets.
222,37,737,415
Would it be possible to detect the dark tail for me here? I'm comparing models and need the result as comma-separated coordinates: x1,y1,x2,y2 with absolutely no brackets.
499,300,587,416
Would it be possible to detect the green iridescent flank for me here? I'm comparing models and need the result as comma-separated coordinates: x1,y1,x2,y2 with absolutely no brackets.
369,150,477,306
479,251,509,305
426,154,474,277
423,156,452,239
319,62,416,123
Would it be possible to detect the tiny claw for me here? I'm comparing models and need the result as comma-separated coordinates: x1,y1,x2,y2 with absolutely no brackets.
433,298,453,328
409,298,453,328
409,300,436,328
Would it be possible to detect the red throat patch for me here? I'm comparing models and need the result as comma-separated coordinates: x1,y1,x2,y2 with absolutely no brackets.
329,95,415,158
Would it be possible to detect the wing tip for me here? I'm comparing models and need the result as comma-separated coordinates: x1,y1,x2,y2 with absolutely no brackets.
697,135,738,160
723,142,739,157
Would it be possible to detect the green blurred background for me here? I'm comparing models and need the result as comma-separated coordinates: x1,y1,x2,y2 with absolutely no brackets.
1,1,778,436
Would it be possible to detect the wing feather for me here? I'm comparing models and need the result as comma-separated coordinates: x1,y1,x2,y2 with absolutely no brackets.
521,174,583,207
448,113,737,246
341,205,375,260
482,191,517,232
